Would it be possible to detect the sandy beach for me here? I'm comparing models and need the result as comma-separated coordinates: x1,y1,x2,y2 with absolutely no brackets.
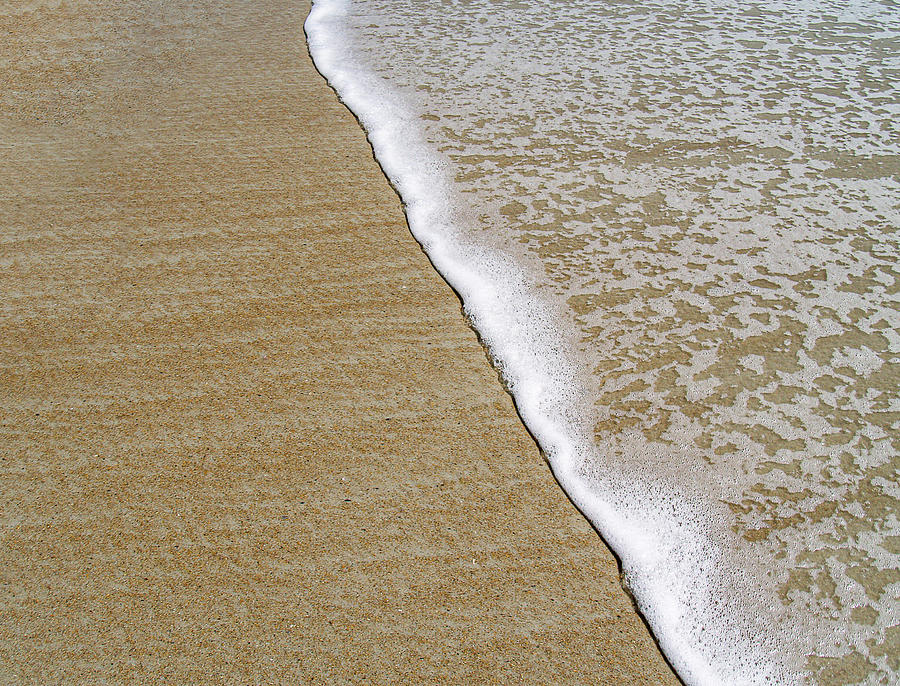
0,0,679,681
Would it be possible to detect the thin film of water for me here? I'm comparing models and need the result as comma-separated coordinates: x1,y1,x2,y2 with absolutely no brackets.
339,0,900,682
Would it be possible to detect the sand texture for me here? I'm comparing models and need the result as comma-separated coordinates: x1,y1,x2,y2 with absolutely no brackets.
0,0,680,682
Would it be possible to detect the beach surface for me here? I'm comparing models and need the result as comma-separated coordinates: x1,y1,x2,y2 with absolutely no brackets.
0,0,679,682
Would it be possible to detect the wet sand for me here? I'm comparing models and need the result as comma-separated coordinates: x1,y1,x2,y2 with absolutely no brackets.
0,0,680,682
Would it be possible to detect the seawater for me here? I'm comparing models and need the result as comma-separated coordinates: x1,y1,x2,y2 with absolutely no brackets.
305,1,900,683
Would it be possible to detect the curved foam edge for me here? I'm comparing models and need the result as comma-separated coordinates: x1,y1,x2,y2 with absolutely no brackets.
304,3,796,684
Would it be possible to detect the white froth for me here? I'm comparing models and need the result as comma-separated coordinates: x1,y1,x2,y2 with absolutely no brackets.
306,2,797,684
306,1,899,684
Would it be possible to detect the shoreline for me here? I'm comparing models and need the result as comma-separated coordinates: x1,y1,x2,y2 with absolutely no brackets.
0,0,679,682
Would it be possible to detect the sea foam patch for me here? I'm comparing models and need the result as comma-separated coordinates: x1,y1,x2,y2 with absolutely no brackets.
306,0,900,683
305,2,800,684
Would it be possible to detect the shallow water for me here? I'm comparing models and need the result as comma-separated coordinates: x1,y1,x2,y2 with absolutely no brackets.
307,1,900,683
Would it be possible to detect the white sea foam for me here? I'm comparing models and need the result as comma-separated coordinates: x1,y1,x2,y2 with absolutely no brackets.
306,1,899,683
306,2,797,683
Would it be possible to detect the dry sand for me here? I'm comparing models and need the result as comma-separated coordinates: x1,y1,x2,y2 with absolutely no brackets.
0,0,680,682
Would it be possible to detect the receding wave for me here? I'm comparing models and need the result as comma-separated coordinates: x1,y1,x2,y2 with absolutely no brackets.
306,1,900,683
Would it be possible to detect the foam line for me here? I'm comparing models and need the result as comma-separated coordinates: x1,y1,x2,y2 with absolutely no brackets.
305,3,794,684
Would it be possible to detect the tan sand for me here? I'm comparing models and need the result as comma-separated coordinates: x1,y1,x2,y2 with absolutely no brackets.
0,0,680,682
